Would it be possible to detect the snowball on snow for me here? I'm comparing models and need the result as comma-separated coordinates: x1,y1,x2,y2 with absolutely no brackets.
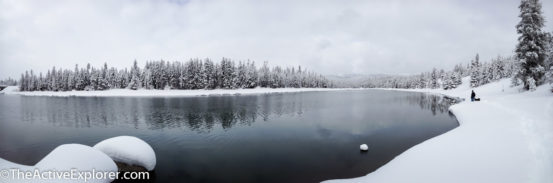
360,144,369,151
93,136,156,171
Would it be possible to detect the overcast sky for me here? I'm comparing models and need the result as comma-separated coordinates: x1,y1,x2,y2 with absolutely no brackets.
1,0,552,79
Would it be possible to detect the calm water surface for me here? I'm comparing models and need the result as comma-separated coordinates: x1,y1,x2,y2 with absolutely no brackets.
0,90,459,183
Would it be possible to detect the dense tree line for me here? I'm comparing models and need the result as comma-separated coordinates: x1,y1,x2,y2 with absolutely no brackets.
359,54,519,90
0,78,17,86
18,58,331,91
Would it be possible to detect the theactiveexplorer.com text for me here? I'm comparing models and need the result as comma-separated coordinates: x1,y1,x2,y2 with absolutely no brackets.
1,168,150,182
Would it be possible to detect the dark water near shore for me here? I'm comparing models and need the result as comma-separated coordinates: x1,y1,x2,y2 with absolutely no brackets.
0,90,458,183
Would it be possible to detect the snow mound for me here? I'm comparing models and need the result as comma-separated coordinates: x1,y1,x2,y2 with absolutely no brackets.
93,136,156,171
0,86,18,94
0,158,33,171
1,144,117,183
36,144,118,173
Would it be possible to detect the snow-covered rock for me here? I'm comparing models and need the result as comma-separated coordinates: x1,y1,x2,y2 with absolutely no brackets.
0,144,117,183
0,158,33,171
93,136,156,171
1,136,155,183
36,144,118,173
360,144,368,151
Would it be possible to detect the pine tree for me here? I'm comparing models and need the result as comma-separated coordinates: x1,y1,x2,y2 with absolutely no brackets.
418,73,426,88
97,63,109,90
543,32,553,85
204,59,216,89
443,72,452,90
246,61,258,88
127,60,141,90
514,0,548,90
453,72,462,88
470,54,481,87
237,61,247,88
259,61,271,87
430,68,439,89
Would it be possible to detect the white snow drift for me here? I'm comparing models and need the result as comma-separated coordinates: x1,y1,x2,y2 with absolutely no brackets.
93,136,156,171
0,144,117,183
0,136,155,183
325,77,553,183
0,86,18,94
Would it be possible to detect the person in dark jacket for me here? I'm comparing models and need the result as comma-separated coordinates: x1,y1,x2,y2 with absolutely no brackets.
471,90,476,102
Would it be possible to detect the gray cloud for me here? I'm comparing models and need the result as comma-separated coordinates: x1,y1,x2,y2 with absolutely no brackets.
1,0,552,78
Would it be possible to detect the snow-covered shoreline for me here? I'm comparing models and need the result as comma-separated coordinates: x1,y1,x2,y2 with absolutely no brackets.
325,77,553,183
0,86,355,97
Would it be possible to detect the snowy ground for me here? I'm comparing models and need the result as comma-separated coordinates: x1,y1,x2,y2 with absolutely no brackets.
0,144,118,183
325,77,553,183
0,86,353,97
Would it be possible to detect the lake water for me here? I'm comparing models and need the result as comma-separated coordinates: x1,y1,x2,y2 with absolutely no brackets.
0,90,459,183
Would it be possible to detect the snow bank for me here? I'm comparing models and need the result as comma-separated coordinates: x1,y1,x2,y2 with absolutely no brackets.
0,86,18,94
3,87,353,97
325,77,553,183
36,144,118,173
0,136,156,183
0,144,117,183
0,158,33,171
93,136,156,171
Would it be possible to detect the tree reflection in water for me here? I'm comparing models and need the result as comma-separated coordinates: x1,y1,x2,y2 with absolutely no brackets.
19,91,459,132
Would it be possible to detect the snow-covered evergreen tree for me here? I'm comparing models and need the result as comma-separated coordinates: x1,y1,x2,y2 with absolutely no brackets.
220,58,236,89
127,60,141,90
442,72,452,90
259,61,271,88
514,0,549,90
245,61,258,88
543,32,553,86
15,58,331,91
430,68,439,89
470,54,481,87
97,63,109,90
204,59,217,89
453,72,462,87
